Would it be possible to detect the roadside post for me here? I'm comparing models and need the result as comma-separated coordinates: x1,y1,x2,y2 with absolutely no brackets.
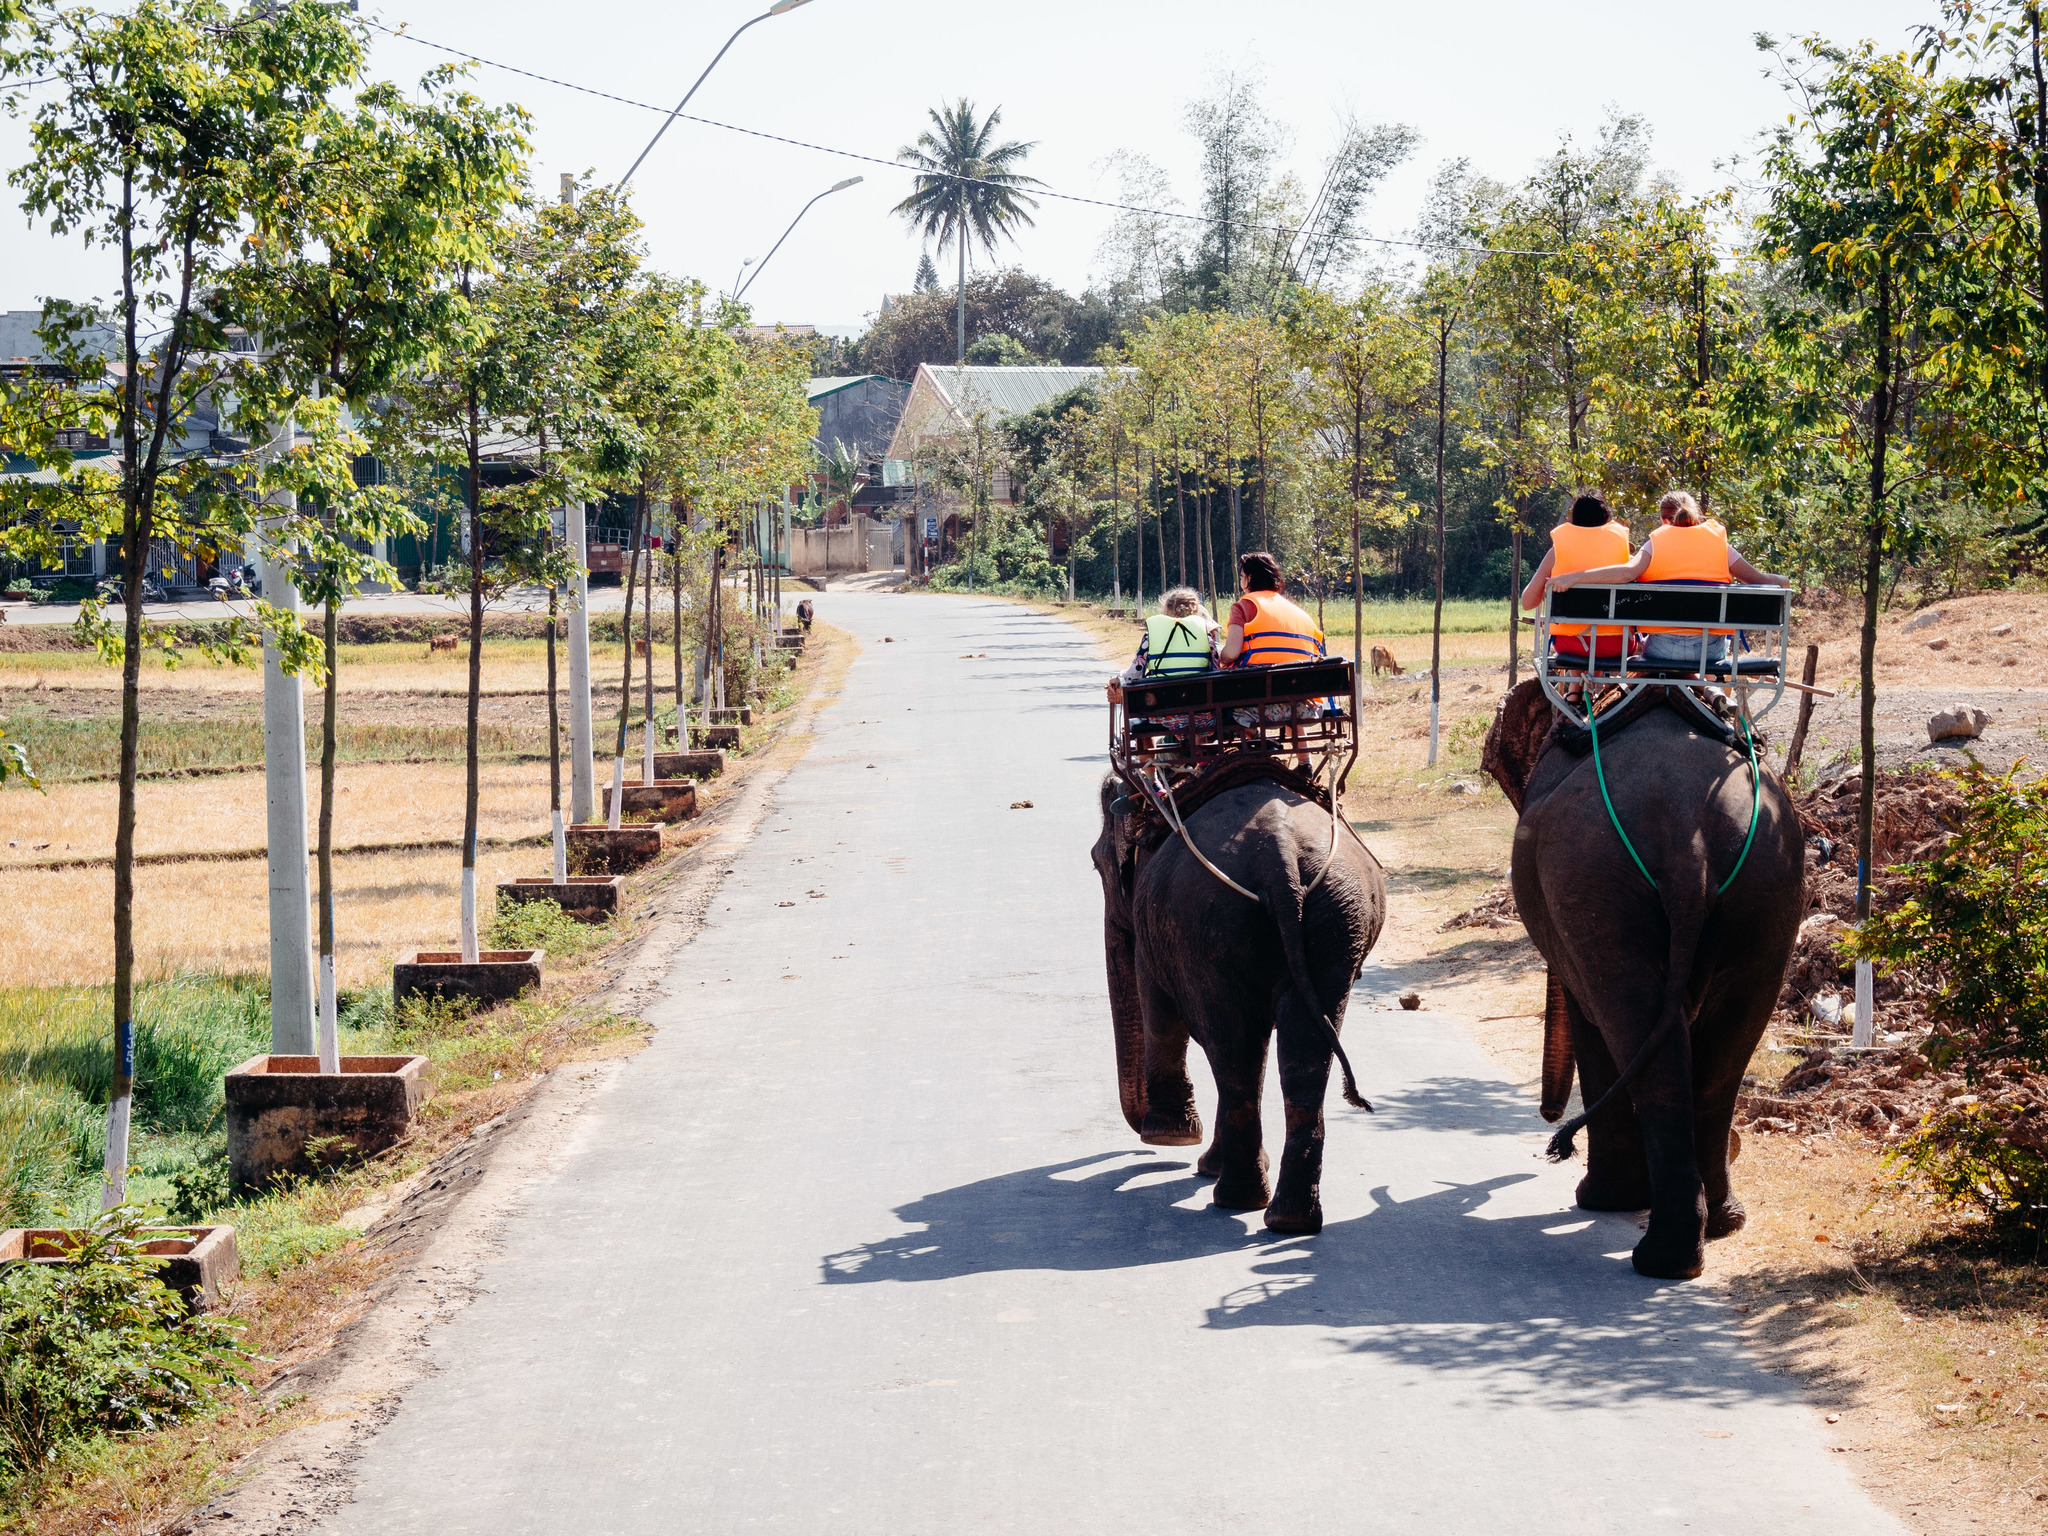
258,416,315,1056
568,500,594,824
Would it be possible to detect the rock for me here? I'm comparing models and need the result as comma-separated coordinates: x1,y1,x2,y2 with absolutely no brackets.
1926,637,1949,651
1812,993,1844,1028
1449,779,1484,796
1927,705,1990,743
1989,621,2013,637
1902,607,1946,633
1398,991,1422,1011
1009,800,1034,809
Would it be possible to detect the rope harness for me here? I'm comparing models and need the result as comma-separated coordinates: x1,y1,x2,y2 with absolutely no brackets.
1586,692,1762,895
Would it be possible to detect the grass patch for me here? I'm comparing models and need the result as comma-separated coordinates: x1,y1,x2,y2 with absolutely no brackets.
0,708,545,783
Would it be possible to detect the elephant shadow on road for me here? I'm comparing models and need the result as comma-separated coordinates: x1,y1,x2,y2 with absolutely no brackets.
823,1153,1789,1410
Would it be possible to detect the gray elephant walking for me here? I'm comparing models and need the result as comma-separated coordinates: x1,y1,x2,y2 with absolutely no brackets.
1484,680,1804,1279
1091,772,1386,1234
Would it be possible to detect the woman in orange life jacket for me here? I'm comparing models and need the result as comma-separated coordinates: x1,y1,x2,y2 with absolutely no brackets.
1549,490,1789,668
1220,551,1327,761
1520,492,1634,676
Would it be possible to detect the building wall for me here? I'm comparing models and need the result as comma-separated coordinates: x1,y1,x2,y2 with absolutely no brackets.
813,378,911,462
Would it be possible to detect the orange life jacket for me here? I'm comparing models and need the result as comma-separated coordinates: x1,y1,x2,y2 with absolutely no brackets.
1638,521,1734,634
1234,588,1324,667
1549,521,1631,638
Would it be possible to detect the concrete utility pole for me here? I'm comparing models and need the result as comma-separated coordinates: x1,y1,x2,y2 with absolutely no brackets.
259,417,315,1055
560,177,597,827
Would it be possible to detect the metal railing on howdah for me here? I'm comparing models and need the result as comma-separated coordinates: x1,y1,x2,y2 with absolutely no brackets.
1534,582,1794,726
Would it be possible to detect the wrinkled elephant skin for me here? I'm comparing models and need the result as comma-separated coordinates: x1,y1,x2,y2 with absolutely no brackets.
1493,683,1803,1280
1092,777,1386,1235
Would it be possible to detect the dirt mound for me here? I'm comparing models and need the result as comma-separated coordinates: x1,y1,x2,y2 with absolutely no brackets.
1740,1045,2048,1154
1773,767,1967,1029
1440,881,1520,931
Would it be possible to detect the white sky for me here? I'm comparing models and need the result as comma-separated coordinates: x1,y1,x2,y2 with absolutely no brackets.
0,0,1935,337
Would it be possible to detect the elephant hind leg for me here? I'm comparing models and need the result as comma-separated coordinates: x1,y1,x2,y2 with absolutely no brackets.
1187,1002,1269,1212
1568,998,1652,1213
1266,989,1335,1235
1690,984,1771,1241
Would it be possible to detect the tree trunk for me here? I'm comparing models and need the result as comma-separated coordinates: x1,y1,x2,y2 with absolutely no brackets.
609,498,646,831
642,501,656,786
461,394,485,963
1507,509,1524,689
547,585,565,884
1174,458,1187,587
1428,331,1449,768
317,599,338,1071
956,227,967,366
1853,263,1892,1048
103,498,145,1207
672,502,686,727
1351,504,1362,675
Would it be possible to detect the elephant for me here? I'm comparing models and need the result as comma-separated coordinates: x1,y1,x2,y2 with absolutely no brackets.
1091,771,1387,1234
1483,680,1804,1280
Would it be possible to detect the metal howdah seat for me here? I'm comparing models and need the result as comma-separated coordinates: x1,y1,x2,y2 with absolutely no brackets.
1112,657,1360,782
1535,582,1791,727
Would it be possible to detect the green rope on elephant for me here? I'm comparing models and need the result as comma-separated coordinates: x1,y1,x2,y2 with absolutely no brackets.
1716,709,1762,895
1586,698,1659,890
1586,694,1764,895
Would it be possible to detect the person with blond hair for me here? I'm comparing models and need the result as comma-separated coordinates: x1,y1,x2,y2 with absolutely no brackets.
1115,585,1216,686
1550,490,1789,666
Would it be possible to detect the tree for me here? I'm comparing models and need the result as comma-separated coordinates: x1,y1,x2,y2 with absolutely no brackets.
1289,285,1427,674
0,0,385,1201
892,99,1043,365
914,251,940,293
230,61,526,1057
1759,37,1953,998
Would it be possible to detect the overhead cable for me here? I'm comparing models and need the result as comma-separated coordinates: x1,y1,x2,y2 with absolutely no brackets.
366,19,1565,259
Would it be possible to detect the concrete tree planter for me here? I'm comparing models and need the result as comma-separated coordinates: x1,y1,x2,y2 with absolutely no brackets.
652,748,725,778
393,949,544,1010
0,1224,240,1310
224,1055,427,1194
497,875,622,922
603,780,697,823
568,822,664,872
690,724,741,749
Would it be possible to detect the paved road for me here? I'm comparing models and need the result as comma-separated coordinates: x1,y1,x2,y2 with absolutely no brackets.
321,593,1901,1535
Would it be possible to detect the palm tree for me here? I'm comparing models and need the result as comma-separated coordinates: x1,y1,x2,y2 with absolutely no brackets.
894,99,1042,365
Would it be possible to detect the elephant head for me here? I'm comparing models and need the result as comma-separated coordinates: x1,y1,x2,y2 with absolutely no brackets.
1090,775,1149,1135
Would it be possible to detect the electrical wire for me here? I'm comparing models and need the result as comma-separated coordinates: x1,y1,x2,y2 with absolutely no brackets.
366,18,1563,258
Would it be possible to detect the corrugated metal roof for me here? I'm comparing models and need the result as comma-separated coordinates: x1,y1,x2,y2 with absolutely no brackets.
924,365,1102,418
807,375,884,400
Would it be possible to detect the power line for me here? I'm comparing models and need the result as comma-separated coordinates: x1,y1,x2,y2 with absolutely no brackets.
367,19,1563,259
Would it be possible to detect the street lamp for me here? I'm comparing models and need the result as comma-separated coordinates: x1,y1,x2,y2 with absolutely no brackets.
734,177,862,300
619,0,822,189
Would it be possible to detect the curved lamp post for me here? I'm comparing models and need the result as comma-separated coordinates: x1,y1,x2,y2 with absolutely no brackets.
735,177,862,301
620,0,822,188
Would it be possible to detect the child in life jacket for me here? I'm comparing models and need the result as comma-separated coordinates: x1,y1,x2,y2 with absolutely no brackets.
1549,491,1789,667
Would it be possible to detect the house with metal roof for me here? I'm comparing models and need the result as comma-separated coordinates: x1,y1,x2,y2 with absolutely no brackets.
883,364,1103,463
807,374,910,463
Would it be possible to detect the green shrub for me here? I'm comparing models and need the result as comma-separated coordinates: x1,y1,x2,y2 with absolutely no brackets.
338,983,393,1038
0,1205,242,1489
1853,760,2048,1232
489,895,604,966
1852,760,2048,1069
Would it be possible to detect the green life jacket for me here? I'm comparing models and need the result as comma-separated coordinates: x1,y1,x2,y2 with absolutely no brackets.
1144,613,1212,678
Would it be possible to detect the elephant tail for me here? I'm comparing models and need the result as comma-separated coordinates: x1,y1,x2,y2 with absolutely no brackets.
1268,871,1372,1114
1544,895,1705,1163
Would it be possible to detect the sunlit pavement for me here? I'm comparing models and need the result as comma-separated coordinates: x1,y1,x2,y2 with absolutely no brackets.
320,592,1901,1536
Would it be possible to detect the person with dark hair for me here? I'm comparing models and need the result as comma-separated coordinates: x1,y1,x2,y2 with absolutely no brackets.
1220,551,1322,668
1551,490,1789,667
1519,492,1632,664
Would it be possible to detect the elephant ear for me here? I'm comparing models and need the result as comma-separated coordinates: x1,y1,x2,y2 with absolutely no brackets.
1481,679,1556,812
